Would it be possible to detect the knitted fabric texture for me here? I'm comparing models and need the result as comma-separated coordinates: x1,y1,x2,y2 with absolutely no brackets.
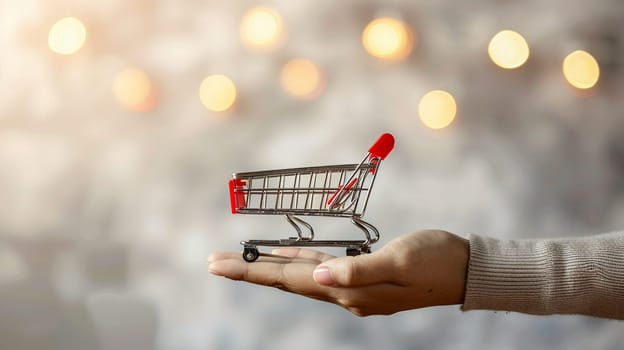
462,232,624,319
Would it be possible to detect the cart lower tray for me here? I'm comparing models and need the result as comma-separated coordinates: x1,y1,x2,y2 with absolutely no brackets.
240,238,371,262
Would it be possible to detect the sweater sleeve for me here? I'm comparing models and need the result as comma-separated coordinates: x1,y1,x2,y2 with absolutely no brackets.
462,231,624,319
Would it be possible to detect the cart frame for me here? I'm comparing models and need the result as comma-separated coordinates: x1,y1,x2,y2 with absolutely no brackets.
229,133,394,262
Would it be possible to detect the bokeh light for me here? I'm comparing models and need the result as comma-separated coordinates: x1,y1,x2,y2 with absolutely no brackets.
362,17,414,62
48,17,87,55
280,59,325,100
240,6,285,51
199,75,237,112
113,68,157,112
418,90,457,130
488,30,530,69
563,50,600,90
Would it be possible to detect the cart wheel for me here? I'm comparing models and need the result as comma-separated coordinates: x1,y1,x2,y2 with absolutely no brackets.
346,247,361,257
243,246,260,262
361,246,371,254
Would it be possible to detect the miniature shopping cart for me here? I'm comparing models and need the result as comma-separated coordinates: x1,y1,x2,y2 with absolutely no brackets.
229,133,395,262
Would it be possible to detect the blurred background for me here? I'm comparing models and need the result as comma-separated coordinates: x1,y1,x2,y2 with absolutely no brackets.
1,0,624,349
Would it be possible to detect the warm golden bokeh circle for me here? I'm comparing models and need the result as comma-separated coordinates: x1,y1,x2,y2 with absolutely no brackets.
488,30,530,69
48,17,87,55
240,6,285,51
563,50,600,90
199,75,237,112
362,17,414,62
418,90,457,130
280,59,325,100
113,69,157,112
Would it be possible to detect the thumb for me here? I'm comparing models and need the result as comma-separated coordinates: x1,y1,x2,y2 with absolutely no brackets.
313,252,394,287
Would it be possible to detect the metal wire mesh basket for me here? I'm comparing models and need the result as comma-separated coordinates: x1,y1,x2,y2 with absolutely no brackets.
229,133,394,262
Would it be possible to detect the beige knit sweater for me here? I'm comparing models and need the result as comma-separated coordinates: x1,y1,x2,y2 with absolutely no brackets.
462,232,624,319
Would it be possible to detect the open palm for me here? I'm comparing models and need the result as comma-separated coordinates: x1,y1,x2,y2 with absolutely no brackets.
208,230,469,316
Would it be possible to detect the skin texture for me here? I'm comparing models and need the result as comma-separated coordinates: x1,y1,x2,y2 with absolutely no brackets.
208,230,469,317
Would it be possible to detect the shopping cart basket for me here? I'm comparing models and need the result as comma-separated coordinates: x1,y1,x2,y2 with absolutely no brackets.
229,133,395,262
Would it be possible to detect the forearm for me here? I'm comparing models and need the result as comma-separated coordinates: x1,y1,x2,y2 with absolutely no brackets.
462,231,624,319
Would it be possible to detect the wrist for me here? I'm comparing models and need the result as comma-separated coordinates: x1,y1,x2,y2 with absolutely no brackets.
442,233,469,305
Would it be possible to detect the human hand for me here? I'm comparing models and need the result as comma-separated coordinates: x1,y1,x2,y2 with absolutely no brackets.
207,230,469,316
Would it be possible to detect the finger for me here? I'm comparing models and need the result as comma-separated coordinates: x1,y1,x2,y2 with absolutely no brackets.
271,248,337,262
313,251,397,287
208,258,281,284
208,250,323,265
208,258,334,299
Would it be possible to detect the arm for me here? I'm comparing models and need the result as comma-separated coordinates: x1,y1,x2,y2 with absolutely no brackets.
208,230,624,319
463,231,624,319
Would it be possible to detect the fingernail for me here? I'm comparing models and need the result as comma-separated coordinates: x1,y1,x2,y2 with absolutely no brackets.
313,266,334,286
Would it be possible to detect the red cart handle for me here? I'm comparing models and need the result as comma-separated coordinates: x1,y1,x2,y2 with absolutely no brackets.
368,133,394,160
